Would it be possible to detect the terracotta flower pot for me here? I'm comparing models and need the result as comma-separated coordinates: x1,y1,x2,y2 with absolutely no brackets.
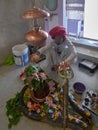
31,84,50,102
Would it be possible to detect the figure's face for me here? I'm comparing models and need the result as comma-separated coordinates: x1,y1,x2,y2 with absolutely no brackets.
54,36,64,45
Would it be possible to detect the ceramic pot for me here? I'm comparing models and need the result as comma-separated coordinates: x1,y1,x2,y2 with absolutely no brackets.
31,84,50,102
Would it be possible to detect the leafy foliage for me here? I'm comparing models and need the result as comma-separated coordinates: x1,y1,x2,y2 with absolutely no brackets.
31,78,41,91
23,65,50,91
6,92,22,129
24,65,38,77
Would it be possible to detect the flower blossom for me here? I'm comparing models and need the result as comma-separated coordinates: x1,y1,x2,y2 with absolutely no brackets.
45,96,57,108
48,81,55,92
52,92,59,101
52,111,61,120
38,72,47,80
27,101,32,108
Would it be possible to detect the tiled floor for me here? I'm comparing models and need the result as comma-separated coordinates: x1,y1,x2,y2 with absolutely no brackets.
0,61,98,130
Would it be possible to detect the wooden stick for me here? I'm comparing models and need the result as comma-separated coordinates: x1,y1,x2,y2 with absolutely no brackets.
63,79,69,130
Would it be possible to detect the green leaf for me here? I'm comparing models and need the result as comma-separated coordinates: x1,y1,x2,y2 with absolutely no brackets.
31,78,40,91
6,92,22,129
24,65,38,77
43,104,49,113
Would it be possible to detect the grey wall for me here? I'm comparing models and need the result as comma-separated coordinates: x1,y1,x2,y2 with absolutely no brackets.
0,0,44,64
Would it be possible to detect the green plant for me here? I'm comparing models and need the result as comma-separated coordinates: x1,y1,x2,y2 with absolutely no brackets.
23,65,50,91
24,65,38,77
6,92,22,129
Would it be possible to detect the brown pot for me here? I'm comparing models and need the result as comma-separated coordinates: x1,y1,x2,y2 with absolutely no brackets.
31,84,50,102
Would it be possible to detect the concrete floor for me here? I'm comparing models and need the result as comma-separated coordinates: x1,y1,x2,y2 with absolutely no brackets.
0,60,98,130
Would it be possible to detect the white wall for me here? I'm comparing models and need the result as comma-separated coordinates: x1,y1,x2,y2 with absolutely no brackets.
84,0,98,39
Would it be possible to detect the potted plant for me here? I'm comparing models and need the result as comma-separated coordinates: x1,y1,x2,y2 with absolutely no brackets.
20,65,51,101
